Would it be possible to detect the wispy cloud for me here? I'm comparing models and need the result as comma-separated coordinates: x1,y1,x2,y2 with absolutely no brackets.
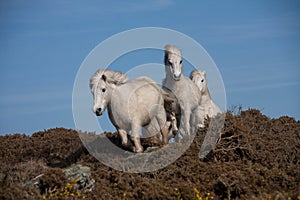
37,0,174,19
108,0,174,14
1,104,71,117
0,90,72,117
208,12,300,41
0,0,174,38
227,81,300,93
0,90,70,105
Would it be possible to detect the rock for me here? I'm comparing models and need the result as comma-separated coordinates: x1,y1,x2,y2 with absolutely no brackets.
63,165,95,191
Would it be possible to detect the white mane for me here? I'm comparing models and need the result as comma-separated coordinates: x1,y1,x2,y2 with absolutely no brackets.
164,45,182,65
89,69,128,90
189,69,202,80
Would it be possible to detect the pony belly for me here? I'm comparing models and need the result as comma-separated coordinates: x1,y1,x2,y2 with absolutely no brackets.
109,103,131,131
113,114,131,131
134,88,163,120
128,102,154,127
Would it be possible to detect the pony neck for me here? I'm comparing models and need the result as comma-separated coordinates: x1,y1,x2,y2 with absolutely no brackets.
165,72,174,82
201,85,212,102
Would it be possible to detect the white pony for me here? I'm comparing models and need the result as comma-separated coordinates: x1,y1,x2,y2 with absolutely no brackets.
90,69,170,153
163,45,202,135
190,70,221,126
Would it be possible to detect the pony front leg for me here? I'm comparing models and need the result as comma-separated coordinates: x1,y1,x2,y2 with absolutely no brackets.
182,109,191,136
194,107,205,129
170,112,178,135
190,112,196,134
159,121,169,145
131,123,144,153
155,106,169,145
118,129,132,149
198,114,206,129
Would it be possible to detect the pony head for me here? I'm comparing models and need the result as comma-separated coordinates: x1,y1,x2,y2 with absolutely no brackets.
89,69,128,116
190,69,207,94
164,45,182,81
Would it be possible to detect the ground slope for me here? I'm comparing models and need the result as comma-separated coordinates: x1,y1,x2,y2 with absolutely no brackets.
0,109,299,199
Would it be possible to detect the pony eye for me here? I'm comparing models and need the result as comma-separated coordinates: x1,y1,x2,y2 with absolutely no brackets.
168,60,173,66
102,88,106,92
180,60,182,64
201,79,204,82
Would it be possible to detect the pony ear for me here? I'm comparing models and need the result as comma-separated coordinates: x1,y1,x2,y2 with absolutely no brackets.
102,74,107,82
203,71,206,76
101,74,115,85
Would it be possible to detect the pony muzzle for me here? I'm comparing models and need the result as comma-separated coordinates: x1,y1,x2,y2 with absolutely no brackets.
173,73,181,81
95,107,103,116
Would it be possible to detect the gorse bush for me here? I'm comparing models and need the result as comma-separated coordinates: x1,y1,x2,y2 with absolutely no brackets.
43,176,86,200
175,187,214,200
1,110,300,199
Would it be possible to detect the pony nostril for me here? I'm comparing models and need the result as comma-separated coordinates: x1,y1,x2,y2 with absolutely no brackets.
95,108,102,115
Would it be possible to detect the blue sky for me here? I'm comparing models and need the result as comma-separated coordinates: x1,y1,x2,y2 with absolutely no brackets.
0,1,299,135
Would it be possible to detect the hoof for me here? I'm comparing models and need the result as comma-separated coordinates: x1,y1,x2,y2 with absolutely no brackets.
197,124,205,129
122,141,134,151
122,141,131,147
133,146,144,153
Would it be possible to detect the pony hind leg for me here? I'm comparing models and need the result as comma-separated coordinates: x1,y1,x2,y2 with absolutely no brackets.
131,122,144,153
148,103,169,145
144,119,161,145
155,107,169,145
